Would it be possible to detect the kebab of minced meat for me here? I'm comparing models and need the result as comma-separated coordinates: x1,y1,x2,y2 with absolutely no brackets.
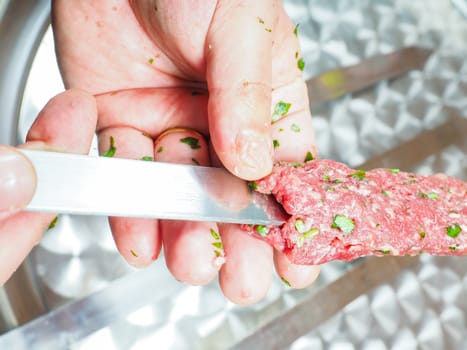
246,160,466,265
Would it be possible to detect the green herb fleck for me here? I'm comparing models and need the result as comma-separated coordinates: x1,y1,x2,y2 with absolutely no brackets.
446,223,462,238
291,123,301,132
293,23,300,36
381,190,390,197
191,157,200,165
157,146,164,153
256,225,270,237
148,58,154,64
257,17,265,24
297,228,319,247
297,58,305,71
376,249,391,255
247,181,258,191
214,250,222,257
272,101,291,123
141,156,153,161
294,219,306,233
180,137,201,149
130,249,138,257
350,169,366,180
102,136,116,157
427,192,438,199
304,151,314,162
273,139,280,148
142,132,152,139
387,168,400,174
210,228,220,241
331,214,355,234
265,27,272,32
281,276,291,287
291,162,303,168
48,216,59,230
419,231,426,239
449,245,458,251
279,128,284,132
324,185,335,191
322,174,331,182
295,51,299,59
212,242,223,250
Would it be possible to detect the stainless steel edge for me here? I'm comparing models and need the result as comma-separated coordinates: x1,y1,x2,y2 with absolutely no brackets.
307,47,433,105
21,150,286,226
0,0,50,146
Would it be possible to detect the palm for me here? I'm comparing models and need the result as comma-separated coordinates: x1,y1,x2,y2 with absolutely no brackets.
52,0,319,304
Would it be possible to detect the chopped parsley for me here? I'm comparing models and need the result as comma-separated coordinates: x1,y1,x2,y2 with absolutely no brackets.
387,168,400,174
449,245,458,251
256,225,270,237
265,27,272,32
349,169,366,180
273,139,280,148
130,249,138,257
290,162,303,168
322,174,331,182
142,132,152,139
297,58,305,71
281,276,291,287
427,192,438,199
102,136,116,157
210,228,220,240
419,231,426,239
48,216,59,230
297,228,319,247
294,219,306,233
446,223,462,238
157,146,164,153
247,181,258,191
272,101,291,123
214,250,222,257
291,123,301,132
376,249,391,255
293,23,300,36
180,136,201,149
304,151,314,162
257,17,265,24
148,58,155,64
381,190,390,197
212,242,223,249
331,214,355,234
191,157,200,165
141,156,153,161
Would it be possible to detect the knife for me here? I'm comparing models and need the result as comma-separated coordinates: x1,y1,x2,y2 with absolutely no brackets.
307,46,433,105
20,149,287,226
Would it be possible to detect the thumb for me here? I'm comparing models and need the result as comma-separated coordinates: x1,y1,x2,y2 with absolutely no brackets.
0,146,36,215
206,0,273,180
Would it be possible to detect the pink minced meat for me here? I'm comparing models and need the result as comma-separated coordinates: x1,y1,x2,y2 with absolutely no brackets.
248,160,467,265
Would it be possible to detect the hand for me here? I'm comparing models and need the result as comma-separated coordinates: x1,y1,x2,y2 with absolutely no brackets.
0,89,98,284
52,0,320,304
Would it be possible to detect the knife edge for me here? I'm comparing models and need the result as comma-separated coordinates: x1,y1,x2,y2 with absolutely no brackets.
20,150,286,226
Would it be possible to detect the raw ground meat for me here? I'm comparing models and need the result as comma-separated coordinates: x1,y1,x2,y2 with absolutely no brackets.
247,160,467,265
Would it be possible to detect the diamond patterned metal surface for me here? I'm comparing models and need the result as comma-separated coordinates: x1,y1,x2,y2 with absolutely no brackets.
13,0,467,348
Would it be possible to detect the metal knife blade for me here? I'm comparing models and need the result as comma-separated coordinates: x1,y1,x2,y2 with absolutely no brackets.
20,150,287,226
306,47,433,105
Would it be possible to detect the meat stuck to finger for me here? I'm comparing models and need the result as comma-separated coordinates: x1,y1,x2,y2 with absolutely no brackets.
246,160,467,265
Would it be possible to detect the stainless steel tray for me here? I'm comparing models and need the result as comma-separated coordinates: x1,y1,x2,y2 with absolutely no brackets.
0,0,466,348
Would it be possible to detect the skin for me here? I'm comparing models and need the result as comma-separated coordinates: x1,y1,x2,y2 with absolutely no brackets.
0,89,97,284
0,0,321,303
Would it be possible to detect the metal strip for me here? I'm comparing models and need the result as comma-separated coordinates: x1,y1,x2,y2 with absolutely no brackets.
307,47,433,105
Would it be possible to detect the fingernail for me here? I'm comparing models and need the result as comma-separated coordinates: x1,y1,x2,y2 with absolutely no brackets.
235,130,273,180
0,147,36,212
